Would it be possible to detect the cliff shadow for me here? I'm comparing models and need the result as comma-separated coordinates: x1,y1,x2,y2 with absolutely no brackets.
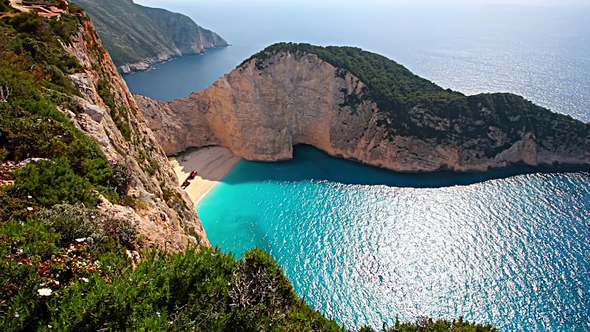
217,145,590,189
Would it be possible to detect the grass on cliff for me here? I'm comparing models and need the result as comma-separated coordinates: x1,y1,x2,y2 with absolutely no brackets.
246,43,589,151
0,12,127,220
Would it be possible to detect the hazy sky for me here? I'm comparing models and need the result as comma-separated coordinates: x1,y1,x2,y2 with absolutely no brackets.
136,0,588,8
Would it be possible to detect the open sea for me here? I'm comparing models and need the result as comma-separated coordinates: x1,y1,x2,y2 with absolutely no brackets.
127,1,590,330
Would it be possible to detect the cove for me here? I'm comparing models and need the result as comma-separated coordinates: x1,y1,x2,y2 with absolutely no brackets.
198,145,590,330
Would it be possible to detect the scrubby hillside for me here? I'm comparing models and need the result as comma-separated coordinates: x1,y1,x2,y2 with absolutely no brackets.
73,0,227,73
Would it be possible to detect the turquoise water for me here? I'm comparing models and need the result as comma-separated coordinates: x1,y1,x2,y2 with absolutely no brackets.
199,146,590,330
126,2,590,329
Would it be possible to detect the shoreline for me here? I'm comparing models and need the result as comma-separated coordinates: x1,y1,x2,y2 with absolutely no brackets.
170,146,241,206
120,45,230,75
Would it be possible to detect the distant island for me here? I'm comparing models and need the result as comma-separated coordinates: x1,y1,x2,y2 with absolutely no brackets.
136,43,590,173
72,0,228,73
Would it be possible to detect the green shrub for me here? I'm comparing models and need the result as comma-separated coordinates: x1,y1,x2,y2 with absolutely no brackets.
0,219,60,330
107,163,130,196
0,79,122,211
12,158,98,207
120,196,148,211
360,317,496,331
113,106,131,141
40,203,138,251
228,249,298,329
44,247,341,331
161,184,184,210
0,0,10,13
49,14,82,43
6,12,43,35
96,79,132,141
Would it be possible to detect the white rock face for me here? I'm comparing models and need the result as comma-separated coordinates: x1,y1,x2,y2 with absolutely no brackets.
62,19,208,251
136,52,590,173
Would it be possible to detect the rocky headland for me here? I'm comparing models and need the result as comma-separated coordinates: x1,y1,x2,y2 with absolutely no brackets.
136,43,590,173
73,0,228,73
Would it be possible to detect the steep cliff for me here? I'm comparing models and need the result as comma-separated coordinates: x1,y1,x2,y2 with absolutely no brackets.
0,2,207,252
72,0,227,73
62,13,209,249
137,43,590,173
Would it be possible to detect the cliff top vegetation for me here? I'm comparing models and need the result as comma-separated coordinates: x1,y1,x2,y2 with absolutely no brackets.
72,0,227,67
246,43,589,155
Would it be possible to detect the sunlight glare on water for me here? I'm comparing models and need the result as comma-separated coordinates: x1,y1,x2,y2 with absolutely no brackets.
199,146,590,330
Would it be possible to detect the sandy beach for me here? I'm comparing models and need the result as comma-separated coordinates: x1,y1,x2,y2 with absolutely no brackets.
170,146,241,205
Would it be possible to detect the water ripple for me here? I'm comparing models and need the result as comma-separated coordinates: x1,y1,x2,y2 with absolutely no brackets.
199,147,590,331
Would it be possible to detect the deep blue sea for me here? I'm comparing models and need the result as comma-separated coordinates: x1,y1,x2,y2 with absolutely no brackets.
127,1,590,330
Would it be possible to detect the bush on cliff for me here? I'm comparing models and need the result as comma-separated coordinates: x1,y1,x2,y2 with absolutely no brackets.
1,243,342,331
0,18,122,216
0,0,10,13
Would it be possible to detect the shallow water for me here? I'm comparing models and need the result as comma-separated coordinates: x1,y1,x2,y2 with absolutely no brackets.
199,146,590,330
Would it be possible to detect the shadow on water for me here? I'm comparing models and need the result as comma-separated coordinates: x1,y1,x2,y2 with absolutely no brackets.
220,145,590,189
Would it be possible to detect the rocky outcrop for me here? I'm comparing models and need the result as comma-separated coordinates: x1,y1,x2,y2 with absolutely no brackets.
136,48,590,173
63,16,208,251
73,0,227,73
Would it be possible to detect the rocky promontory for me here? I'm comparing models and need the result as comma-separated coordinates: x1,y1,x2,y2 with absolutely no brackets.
73,0,228,73
136,43,590,173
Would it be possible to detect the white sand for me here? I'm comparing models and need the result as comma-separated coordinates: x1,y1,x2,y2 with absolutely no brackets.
170,147,241,205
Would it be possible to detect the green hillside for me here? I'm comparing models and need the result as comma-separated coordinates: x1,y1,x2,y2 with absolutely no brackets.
73,0,227,68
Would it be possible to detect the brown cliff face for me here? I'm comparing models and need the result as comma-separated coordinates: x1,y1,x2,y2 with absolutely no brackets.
63,17,208,251
136,51,590,173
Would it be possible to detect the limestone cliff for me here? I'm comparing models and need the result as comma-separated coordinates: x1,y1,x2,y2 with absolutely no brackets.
136,44,590,173
63,13,208,250
73,0,228,73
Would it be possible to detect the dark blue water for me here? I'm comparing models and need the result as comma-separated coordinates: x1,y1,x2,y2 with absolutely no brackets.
127,1,590,330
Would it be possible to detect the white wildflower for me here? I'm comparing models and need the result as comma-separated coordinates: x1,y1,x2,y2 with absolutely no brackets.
26,207,34,211
37,288,53,296
80,277,89,283
75,238,87,243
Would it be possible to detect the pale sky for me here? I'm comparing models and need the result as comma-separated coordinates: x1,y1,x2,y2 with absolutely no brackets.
136,0,588,8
